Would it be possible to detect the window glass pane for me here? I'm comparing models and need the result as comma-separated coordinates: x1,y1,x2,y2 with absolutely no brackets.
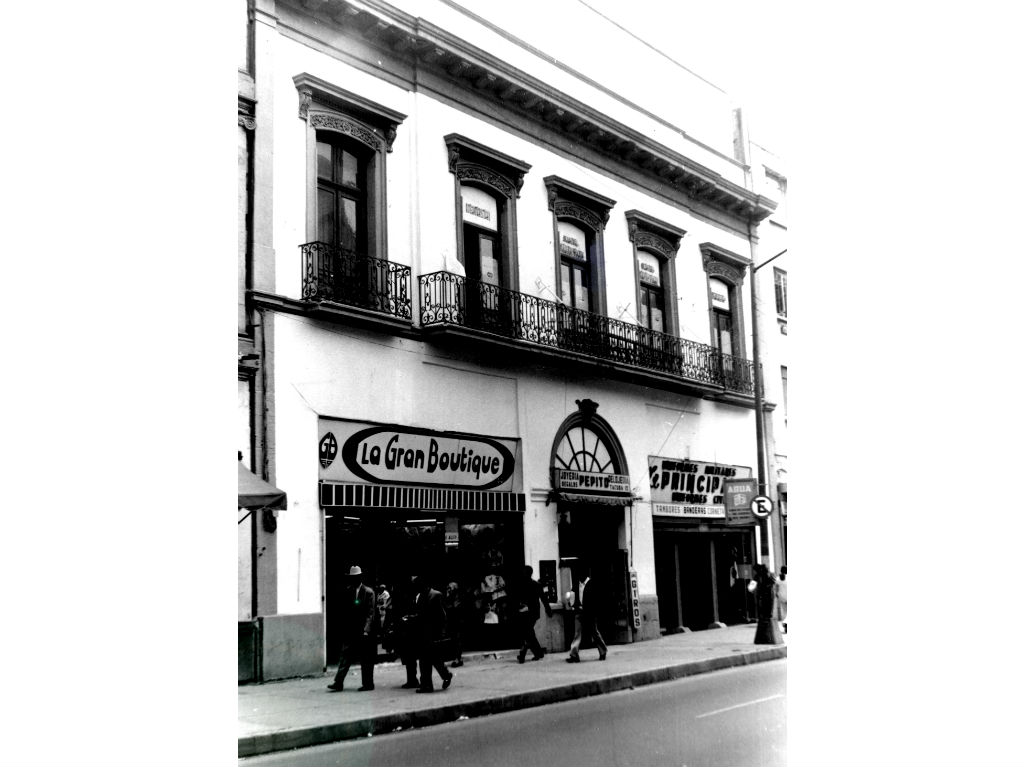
574,267,589,312
317,141,333,181
317,188,335,243
478,236,499,285
238,378,252,469
651,306,664,334
341,197,359,252
639,288,650,329
560,263,571,304
341,148,359,188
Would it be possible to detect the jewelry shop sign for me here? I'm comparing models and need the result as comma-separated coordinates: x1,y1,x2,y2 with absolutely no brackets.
648,456,752,521
319,419,521,492
554,469,631,494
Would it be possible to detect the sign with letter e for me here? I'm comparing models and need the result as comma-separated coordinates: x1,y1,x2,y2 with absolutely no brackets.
750,495,774,519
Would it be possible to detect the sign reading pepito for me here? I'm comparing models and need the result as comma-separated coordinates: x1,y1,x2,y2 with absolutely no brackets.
554,469,631,494
339,425,516,490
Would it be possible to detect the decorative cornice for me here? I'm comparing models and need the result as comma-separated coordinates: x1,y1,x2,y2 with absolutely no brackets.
310,112,382,152
624,209,686,257
294,72,405,152
699,242,751,270
444,133,530,198
554,201,604,231
703,257,744,286
285,2,777,224
544,175,615,229
456,162,517,199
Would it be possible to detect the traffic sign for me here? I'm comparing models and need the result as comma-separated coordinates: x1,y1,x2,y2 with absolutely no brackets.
750,495,774,518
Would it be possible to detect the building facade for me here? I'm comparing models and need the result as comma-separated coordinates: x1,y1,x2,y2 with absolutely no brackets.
238,0,781,681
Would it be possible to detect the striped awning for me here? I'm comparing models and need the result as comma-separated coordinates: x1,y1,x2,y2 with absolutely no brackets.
319,481,525,512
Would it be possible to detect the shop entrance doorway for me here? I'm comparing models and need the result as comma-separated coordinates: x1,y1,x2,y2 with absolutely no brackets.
558,505,631,644
653,528,755,633
324,511,523,665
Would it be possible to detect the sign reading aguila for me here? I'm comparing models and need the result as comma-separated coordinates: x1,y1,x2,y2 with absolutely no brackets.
554,469,631,494
340,425,515,490
648,456,752,521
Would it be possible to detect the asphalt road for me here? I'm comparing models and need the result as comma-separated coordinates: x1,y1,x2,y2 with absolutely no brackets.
241,658,787,767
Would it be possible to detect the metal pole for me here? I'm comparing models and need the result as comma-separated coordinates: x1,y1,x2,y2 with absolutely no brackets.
749,227,768,564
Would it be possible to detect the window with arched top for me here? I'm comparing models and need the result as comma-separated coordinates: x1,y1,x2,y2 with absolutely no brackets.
545,176,616,318
700,242,751,360
549,401,629,486
625,210,685,337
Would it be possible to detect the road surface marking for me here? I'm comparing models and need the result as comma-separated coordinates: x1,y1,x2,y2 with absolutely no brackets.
695,694,784,719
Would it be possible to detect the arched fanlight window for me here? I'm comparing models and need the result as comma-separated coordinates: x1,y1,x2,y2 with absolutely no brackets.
553,423,616,474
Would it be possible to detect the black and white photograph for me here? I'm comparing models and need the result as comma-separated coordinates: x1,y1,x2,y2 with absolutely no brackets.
6,1,1024,766
235,1,789,764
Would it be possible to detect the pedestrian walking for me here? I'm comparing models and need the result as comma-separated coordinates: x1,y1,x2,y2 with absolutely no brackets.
444,581,464,667
327,565,377,692
514,565,553,663
751,563,784,645
390,580,421,689
775,566,787,634
565,563,607,663
412,574,454,693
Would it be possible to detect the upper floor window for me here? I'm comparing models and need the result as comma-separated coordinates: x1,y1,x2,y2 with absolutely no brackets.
700,242,751,359
624,210,685,336
445,134,530,292
316,134,370,256
295,74,405,261
239,0,253,74
545,176,616,317
238,98,255,334
774,267,788,318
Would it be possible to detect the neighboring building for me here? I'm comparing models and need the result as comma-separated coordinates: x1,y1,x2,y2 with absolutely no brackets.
238,0,781,681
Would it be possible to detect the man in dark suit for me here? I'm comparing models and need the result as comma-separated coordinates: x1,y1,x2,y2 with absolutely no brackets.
515,565,553,663
566,562,607,663
327,565,377,692
412,575,454,693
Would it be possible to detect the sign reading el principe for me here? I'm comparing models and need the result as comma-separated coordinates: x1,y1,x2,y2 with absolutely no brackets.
648,456,752,520
319,419,521,492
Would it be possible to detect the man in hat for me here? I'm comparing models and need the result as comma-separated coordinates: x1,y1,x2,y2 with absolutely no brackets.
327,565,377,692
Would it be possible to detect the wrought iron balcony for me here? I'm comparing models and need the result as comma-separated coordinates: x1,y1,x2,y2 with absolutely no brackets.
420,271,755,395
300,242,412,321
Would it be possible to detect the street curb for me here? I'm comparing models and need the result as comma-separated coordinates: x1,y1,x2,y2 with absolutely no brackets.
238,644,786,758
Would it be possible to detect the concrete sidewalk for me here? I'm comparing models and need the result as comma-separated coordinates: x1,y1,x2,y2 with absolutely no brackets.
238,623,786,758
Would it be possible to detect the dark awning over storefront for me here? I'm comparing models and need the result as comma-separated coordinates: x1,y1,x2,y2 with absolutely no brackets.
239,460,287,510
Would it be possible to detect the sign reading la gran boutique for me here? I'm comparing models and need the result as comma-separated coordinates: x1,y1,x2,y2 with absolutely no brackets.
648,456,752,521
319,418,522,492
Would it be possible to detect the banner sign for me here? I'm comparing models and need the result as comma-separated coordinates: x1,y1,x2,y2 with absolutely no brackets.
723,477,757,525
319,419,521,492
554,469,631,494
648,456,751,521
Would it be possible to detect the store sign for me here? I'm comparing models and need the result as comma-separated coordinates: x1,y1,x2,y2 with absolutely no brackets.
709,277,730,310
444,532,460,547
637,252,661,287
319,419,521,492
629,569,641,629
555,469,631,494
723,477,757,525
461,186,497,231
652,503,726,519
558,221,587,262
648,456,751,520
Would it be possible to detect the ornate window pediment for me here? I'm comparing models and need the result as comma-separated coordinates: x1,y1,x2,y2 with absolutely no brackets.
294,73,406,153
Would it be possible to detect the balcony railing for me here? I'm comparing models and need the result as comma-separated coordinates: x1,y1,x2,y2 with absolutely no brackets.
301,242,412,321
420,271,755,395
